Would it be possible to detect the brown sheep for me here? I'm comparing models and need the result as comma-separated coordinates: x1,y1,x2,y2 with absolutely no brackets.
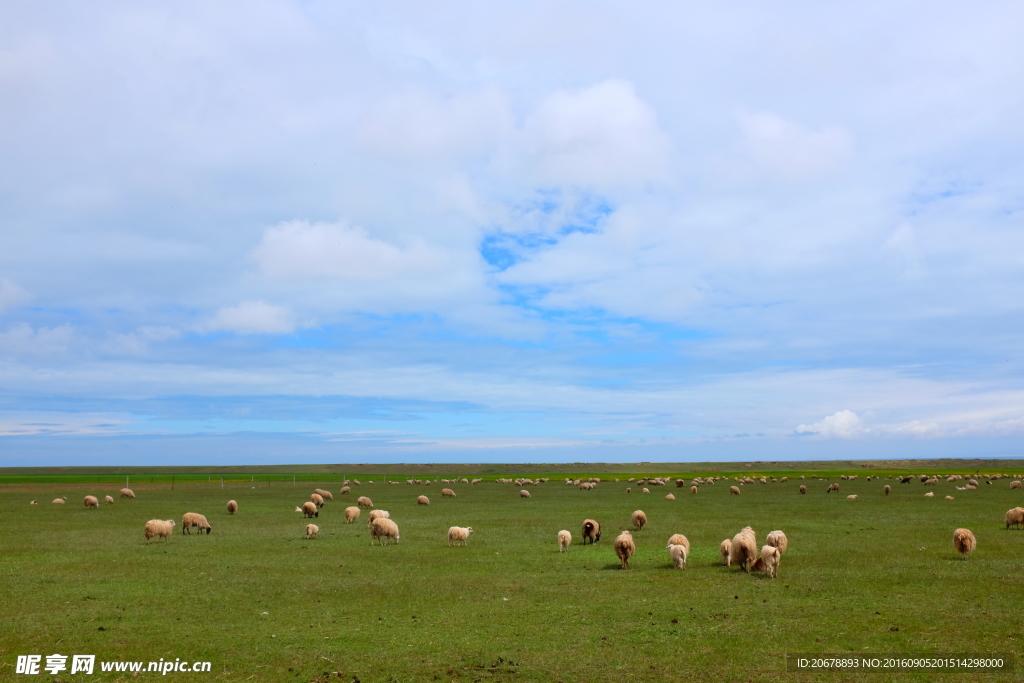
613,531,635,569
582,519,602,545
226,500,238,515
952,528,976,559
356,496,374,508
631,510,647,531
83,495,100,509
828,483,839,493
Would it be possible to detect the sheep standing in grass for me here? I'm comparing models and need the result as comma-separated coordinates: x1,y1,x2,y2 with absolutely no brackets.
344,506,360,524
311,493,325,508
582,519,601,545
120,488,135,499
417,495,430,506
631,510,647,531
1004,507,1024,530
84,495,100,509
302,501,319,518
729,527,758,571
367,509,391,528
448,526,474,546
884,485,891,496
730,486,741,495
1011,481,1022,490
720,539,732,566
30,500,37,505
315,489,333,502
690,486,698,495
357,496,374,508
760,545,781,578
952,528,976,559
144,519,176,543
613,531,635,569
181,512,212,535
799,485,807,494
52,497,67,504
558,530,571,552
371,518,400,546
667,543,688,569
104,496,114,505
665,493,675,501
226,500,238,515
766,530,788,554
828,483,840,493
441,488,456,498
642,488,650,494
520,489,531,499
340,486,351,495
305,524,319,539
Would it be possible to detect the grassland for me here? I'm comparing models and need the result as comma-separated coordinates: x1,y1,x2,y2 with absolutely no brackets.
2,465,1023,682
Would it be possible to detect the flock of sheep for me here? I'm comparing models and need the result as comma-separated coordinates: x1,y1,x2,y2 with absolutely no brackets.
37,471,1024,565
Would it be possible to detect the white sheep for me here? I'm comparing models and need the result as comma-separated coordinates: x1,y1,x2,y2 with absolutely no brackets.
665,493,675,501
305,523,320,539
759,545,781,578
29,500,38,505
344,506,361,523
847,494,857,499
227,500,238,514
104,495,114,504
315,489,334,501
144,519,176,543
417,495,430,505
371,517,400,545
301,501,319,518
730,486,741,495
448,526,474,546
631,510,647,531
311,493,325,508
356,496,374,508
884,485,891,495
690,486,698,494
83,495,100,509
765,530,788,554
729,527,757,571
441,488,456,498
181,512,212,535
520,489,531,498
952,528,976,559
340,486,351,495
924,492,934,498
558,530,572,552
120,488,135,499
667,543,688,569
367,509,391,528
613,530,635,569
720,539,732,566
52,497,67,504
642,488,650,494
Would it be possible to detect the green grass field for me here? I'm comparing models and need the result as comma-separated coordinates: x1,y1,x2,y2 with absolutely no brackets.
2,466,1023,682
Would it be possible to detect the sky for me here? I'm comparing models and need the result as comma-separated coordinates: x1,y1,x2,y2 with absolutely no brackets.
2,1,1023,466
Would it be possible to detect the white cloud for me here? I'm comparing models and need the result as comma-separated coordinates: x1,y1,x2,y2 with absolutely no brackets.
0,323,73,356
523,79,670,188
735,111,853,180
202,301,296,335
796,410,865,438
0,278,29,312
105,325,181,355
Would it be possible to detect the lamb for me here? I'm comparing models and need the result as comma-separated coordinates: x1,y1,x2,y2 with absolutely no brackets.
120,488,135,499
690,485,698,494
665,493,675,501
344,506,360,523
631,510,647,531
356,496,374,508
226,500,238,515
884,485,891,496
104,495,114,504
520,489,531,498
1011,481,1022,490
667,543,688,569
765,530,788,554
305,524,319,539
613,530,635,569
729,526,758,571
144,519,176,543
441,488,456,498
52,497,67,504
84,495,100,509
1004,507,1024,530
181,512,212,535
302,501,319,518
417,495,430,505
730,486,741,495
448,526,474,546
799,485,807,494
311,493,325,508
952,528,976,559
582,519,602,545
760,545,781,578
370,517,400,545
847,494,857,499
720,539,732,566
558,530,572,552
30,500,38,505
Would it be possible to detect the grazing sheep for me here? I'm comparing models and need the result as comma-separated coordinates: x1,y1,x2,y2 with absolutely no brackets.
370,517,400,546
847,494,858,500
558,530,572,552
924,492,934,498
924,478,938,486
828,483,840,493
520,489,531,498
760,545,781,578
314,489,333,501
447,526,474,546
690,485,698,495
952,528,976,559
626,487,632,493
302,501,319,518
765,530,788,554
104,496,114,504
730,486,741,495
311,493,325,508
720,539,732,566
665,493,675,501
83,495,100,509
1004,507,1024,530
667,543,688,569
613,531,635,569
353,480,361,485
367,509,391,528
799,485,807,494
305,524,319,539
226,500,238,515
417,495,430,505
52,497,67,504
344,506,361,523
582,519,602,545
441,488,456,498
667,533,691,556
356,496,374,508
144,519,176,543
631,510,647,531
945,495,955,500
1011,481,1022,490
181,512,212,535
642,488,650,494
340,486,351,495
968,479,979,487
29,500,38,505
884,485,891,496
729,527,758,571
120,488,135,499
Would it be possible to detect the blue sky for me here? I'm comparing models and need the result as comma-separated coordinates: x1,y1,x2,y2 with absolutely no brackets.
2,2,1024,465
